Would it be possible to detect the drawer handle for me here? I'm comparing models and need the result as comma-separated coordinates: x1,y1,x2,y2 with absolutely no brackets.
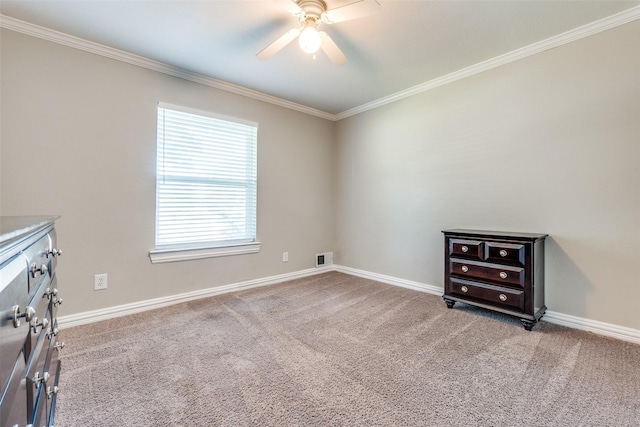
45,248,63,258
32,371,51,387
47,385,60,399
45,287,59,299
499,294,508,302
499,249,508,257
54,341,66,352
461,245,469,253
499,272,508,279
30,316,49,334
53,297,64,307
47,327,60,340
461,286,468,293
461,265,469,273
30,262,48,278
11,305,36,328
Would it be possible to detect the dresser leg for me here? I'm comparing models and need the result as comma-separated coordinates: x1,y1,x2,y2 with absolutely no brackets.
443,298,456,309
521,319,535,331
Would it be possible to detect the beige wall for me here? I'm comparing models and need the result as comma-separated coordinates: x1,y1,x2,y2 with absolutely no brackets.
1,29,335,315
335,20,640,330
2,20,639,332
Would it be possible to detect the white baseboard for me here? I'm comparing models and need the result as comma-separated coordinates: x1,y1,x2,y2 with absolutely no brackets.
334,264,640,346
59,264,640,346
543,311,640,345
58,266,333,329
334,264,443,296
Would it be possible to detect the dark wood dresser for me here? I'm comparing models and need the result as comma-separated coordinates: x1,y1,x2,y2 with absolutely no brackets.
0,216,63,427
442,229,547,330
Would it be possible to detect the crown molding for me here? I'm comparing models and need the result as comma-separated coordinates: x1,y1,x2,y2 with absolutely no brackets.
335,5,640,120
0,14,335,121
2,6,639,122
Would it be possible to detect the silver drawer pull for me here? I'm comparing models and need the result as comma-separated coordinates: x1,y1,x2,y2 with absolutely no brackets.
30,317,49,334
32,371,51,386
461,245,469,253
30,262,48,278
461,265,469,273
11,305,36,328
499,249,508,257
47,385,60,399
461,286,468,293
54,341,66,352
45,248,63,258
499,294,508,302
47,327,59,340
45,287,59,299
53,297,63,307
499,272,508,279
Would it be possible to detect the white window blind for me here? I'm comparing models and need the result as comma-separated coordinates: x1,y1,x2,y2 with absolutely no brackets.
155,103,257,251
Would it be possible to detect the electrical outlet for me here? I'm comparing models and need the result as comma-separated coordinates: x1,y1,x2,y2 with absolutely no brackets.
94,273,108,290
282,252,289,262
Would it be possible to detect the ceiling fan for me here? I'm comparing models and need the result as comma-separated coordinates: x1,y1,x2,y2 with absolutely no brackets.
257,0,381,65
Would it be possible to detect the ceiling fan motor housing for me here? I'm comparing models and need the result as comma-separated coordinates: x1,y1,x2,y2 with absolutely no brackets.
297,0,327,20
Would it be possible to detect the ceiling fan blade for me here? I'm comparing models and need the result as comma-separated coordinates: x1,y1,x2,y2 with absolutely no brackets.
319,32,347,65
257,28,300,60
273,0,304,17
322,0,380,24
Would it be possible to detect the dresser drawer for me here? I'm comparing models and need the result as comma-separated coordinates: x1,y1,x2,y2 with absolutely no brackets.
47,229,60,273
0,349,28,427
26,307,54,421
45,339,62,419
485,241,525,266
45,359,62,426
29,383,48,427
449,259,525,288
22,232,53,293
0,254,30,394
449,238,483,260
24,275,54,357
448,277,525,311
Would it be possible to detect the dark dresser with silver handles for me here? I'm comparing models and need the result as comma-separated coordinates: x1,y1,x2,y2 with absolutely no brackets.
442,229,547,330
0,216,64,427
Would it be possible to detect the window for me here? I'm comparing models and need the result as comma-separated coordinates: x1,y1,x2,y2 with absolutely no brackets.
150,103,259,263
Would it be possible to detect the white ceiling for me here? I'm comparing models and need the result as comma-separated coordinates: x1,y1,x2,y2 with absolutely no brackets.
2,1,639,117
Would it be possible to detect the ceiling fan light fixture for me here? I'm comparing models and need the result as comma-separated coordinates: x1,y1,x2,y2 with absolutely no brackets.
258,0,380,64
298,25,321,54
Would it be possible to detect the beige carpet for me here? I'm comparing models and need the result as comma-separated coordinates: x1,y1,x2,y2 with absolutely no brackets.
56,272,640,426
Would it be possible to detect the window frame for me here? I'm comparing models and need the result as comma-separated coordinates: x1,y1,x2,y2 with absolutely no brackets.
149,102,260,264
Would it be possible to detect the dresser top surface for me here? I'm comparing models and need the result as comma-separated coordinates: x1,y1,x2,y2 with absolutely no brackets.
442,229,548,241
0,215,59,246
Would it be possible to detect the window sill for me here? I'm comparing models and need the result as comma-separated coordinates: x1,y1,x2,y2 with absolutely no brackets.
149,242,261,264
